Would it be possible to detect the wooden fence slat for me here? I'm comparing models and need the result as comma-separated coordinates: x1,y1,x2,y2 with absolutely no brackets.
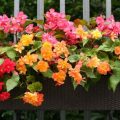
37,110,44,120
60,110,66,120
83,0,90,21
84,111,91,120
60,0,65,13
106,0,111,18
37,0,44,20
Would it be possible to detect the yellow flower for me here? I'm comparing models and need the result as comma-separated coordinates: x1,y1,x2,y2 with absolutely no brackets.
53,41,69,57
35,60,49,72
90,29,102,39
23,92,44,107
41,42,53,61
14,42,24,53
76,25,88,40
20,34,34,46
23,52,38,66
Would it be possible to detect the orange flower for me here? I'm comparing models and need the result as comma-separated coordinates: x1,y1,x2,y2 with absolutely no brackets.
20,34,34,46
97,61,111,75
76,25,88,40
35,60,49,72
52,70,66,85
16,57,27,74
23,92,44,107
69,69,83,84
53,41,69,57
86,56,100,68
57,59,71,72
114,46,120,55
41,42,53,61
14,42,24,53
23,52,38,66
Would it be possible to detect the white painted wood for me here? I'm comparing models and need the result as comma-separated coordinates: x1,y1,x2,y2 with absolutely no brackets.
106,0,112,18
60,0,65,13
37,0,44,20
83,0,90,21
14,0,20,17
14,0,20,43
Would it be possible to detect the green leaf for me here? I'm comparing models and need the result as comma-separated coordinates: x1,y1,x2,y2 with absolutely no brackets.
85,68,96,78
83,39,89,46
26,75,35,83
27,82,42,92
97,52,109,61
109,60,120,91
68,54,80,63
72,79,78,90
66,15,71,20
33,41,41,49
0,58,4,65
6,50,16,60
69,45,77,52
6,73,20,92
42,69,53,78
33,19,44,25
109,69,120,91
98,40,114,52
0,47,11,54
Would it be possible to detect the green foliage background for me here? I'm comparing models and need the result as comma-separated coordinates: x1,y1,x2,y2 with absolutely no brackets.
0,0,120,20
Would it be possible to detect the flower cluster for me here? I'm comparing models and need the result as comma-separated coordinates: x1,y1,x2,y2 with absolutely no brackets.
0,12,27,33
96,15,120,41
44,9,78,44
0,58,15,77
1,9,120,107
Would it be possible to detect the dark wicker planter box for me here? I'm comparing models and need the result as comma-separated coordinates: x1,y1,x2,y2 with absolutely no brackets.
1,78,120,110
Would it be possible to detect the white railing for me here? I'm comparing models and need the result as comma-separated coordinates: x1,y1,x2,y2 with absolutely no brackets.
14,0,112,21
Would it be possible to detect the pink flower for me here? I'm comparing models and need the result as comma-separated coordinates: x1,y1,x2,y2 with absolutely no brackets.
42,33,58,44
44,9,78,45
25,24,34,34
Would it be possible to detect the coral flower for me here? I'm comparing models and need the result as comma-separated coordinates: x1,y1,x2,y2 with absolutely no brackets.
35,61,49,72
90,29,102,39
52,70,66,85
53,41,69,57
23,92,44,107
69,69,83,84
114,46,120,55
23,52,38,66
57,59,71,72
14,42,24,53
0,92,10,101
20,34,34,46
97,61,111,75
41,42,53,61
86,56,100,68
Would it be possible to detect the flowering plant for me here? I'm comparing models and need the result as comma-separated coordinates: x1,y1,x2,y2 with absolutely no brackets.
0,9,120,107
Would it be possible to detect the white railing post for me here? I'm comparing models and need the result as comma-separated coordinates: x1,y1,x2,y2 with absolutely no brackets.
106,0,112,18
14,0,20,17
14,0,20,43
37,0,44,20
83,0,90,21
60,0,65,13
